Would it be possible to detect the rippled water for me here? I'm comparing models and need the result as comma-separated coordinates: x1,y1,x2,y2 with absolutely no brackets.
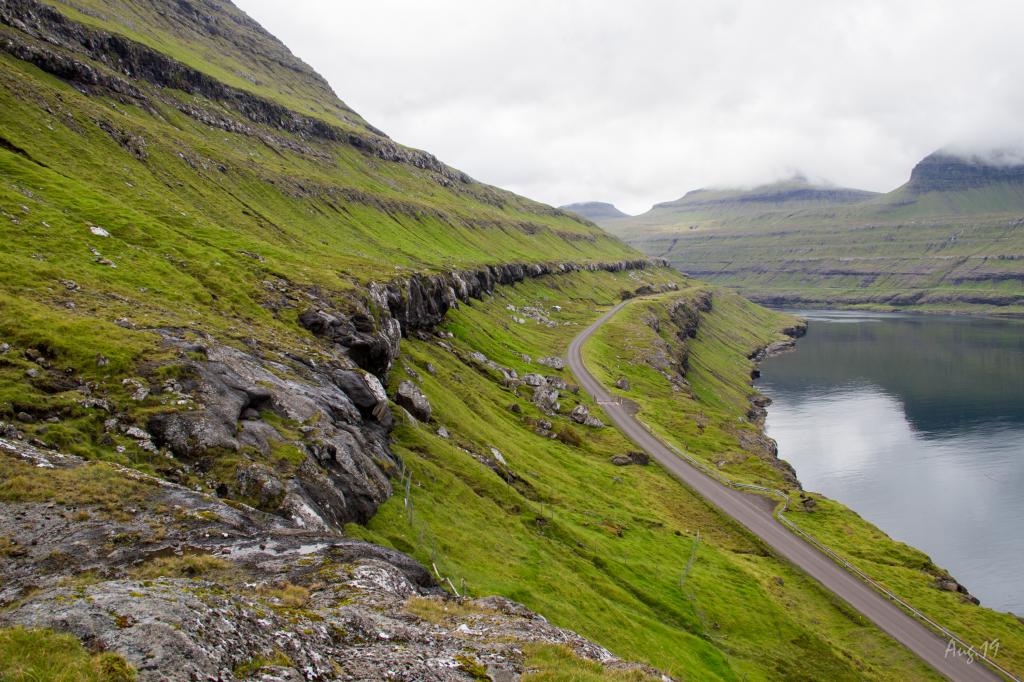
757,310,1024,615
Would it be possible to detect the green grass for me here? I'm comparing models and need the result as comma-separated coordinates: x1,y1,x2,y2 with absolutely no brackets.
0,3,1014,679
0,7,633,479
523,644,662,681
583,287,797,488
583,291,1024,678
129,554,235,581
350,269,939,681
0,452,155,519
783,493,1024,676
0,627,135,682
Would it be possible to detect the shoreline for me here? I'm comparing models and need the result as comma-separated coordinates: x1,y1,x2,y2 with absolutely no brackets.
747,317,999,613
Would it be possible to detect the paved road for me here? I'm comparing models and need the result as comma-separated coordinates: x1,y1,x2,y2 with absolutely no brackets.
567,301,1004,682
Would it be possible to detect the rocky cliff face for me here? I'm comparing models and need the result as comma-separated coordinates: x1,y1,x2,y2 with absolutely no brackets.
906,150,1024,194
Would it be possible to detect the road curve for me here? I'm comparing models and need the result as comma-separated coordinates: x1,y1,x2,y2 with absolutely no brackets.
567,300,1003,682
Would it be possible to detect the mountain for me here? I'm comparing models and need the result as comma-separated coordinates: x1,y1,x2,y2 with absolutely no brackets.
607,155,1024,313
906,150,1024,194
655,176,878,210
560,201,630,221
3,2,1024,680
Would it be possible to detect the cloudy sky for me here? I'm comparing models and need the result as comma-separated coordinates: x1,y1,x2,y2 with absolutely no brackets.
234,0,1024,214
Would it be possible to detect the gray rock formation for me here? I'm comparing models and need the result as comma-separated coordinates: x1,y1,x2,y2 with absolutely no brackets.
537,356,565,370
532,386,560,414
570,404,605,428
146,333,396,528
395,380,432,422
0,441,670,681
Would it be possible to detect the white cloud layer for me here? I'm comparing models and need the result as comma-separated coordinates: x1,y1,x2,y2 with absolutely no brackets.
234,0,1024,214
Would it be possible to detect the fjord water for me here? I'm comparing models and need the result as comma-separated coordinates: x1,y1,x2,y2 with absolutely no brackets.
757,310,1024,614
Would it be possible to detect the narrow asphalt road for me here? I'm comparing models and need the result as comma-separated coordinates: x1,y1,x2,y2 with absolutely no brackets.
567,300,1004,682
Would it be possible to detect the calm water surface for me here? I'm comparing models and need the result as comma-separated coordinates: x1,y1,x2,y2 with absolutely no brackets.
757,310,1024,614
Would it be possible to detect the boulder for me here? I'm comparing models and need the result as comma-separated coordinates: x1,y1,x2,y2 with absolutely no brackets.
537,356,565,370
570,404,590,424
532,386,560,414
334,370,390,421
627,450,649,465
547,376,568,390
235,462,286,510
523,373,546,387
615,377,630,391
395,381,432,422
611,451,649,466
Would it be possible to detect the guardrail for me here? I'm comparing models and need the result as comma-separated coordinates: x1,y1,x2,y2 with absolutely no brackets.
632,414,1020,682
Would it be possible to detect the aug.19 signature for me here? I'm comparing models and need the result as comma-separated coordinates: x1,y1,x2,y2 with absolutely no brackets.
945,637,1000,664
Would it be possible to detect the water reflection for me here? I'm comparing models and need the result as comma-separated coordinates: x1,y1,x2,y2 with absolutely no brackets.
758,311,1024,614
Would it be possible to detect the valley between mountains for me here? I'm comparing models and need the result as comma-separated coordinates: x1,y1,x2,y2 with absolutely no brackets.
0,1,1022,681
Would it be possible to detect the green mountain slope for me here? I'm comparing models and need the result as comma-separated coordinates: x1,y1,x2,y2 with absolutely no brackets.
604,159,1024,313
2,1,1021,680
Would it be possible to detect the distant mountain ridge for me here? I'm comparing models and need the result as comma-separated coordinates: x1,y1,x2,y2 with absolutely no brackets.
651,177,879,211
601,151,1024,313
560,201,629,221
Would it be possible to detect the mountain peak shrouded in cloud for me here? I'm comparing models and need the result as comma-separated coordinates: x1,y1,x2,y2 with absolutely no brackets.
906,148,1024,194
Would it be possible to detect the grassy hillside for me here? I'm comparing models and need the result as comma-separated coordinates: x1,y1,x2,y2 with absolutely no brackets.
1,1,1018,679
582,288,1024,678
353,270,941,682
0,0,637,472
604,164,1024,314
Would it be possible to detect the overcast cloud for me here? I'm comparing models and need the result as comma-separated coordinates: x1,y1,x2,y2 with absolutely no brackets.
234,0,1024,214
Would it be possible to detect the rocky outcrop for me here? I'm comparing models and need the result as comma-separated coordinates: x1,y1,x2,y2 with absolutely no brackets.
669,290,712,340
0,441,670,681
145,331,397,529
300,259,658,376
537,356,566,370
136,260,662,530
